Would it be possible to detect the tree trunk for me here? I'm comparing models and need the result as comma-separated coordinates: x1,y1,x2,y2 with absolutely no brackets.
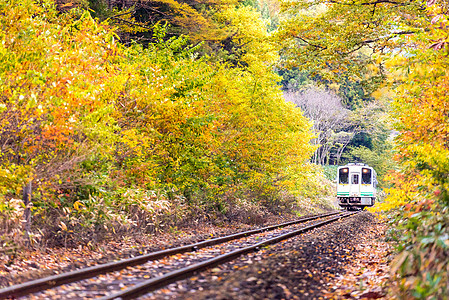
22,181,32,246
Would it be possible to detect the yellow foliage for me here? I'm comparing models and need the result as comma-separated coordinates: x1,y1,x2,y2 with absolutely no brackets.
0,0,317,216
216,5,279,68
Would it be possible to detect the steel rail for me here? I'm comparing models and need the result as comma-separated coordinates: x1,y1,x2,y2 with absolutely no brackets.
0,211,342,299
102,211,357,300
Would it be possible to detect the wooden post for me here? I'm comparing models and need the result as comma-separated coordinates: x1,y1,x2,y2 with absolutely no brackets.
22,181,32,246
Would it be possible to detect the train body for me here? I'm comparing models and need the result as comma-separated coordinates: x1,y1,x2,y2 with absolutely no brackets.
336,163,377,209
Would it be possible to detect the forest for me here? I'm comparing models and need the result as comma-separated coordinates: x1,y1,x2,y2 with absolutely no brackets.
1,0,449,297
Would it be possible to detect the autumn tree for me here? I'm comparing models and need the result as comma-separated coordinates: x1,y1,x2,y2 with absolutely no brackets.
85,0,239,45
376,0,449,295
0,0,125,242
342,101,394,184
274,0,427,93
276,0,449,297
1,0,318,247
284,87,355,165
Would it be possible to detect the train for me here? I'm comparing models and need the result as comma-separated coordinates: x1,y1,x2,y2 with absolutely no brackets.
336,163,377,210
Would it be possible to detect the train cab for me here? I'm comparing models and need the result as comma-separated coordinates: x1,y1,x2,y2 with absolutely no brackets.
337,163,377,209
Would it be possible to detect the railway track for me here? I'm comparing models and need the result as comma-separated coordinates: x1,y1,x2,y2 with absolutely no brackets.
0,210,357,299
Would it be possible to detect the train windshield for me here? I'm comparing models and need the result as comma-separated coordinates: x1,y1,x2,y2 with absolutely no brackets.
339,168,349,184
362,168,372,184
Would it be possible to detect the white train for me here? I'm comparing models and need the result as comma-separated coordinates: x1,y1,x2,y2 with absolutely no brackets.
336,163,377,209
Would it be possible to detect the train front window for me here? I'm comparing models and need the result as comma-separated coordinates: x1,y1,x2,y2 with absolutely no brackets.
362,168,372,184
352,174,359,184
339,168,349,184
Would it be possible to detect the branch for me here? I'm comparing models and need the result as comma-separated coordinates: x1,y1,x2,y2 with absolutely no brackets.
328,0,411,6
341,30,416,55
360,0,410,5
110,16,153,31
109,9,136,19
296,36,328,50
139,3,169,17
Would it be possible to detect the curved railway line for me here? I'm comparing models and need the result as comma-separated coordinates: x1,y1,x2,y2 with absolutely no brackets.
0,210,358,299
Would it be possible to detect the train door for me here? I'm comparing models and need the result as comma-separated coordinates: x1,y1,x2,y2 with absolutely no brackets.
361,167,374,205
349,172,360,196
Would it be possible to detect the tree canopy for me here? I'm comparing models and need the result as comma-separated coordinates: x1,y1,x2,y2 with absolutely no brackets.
0,0,321,247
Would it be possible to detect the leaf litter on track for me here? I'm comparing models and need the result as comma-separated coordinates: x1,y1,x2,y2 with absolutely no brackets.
145,212,392,300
